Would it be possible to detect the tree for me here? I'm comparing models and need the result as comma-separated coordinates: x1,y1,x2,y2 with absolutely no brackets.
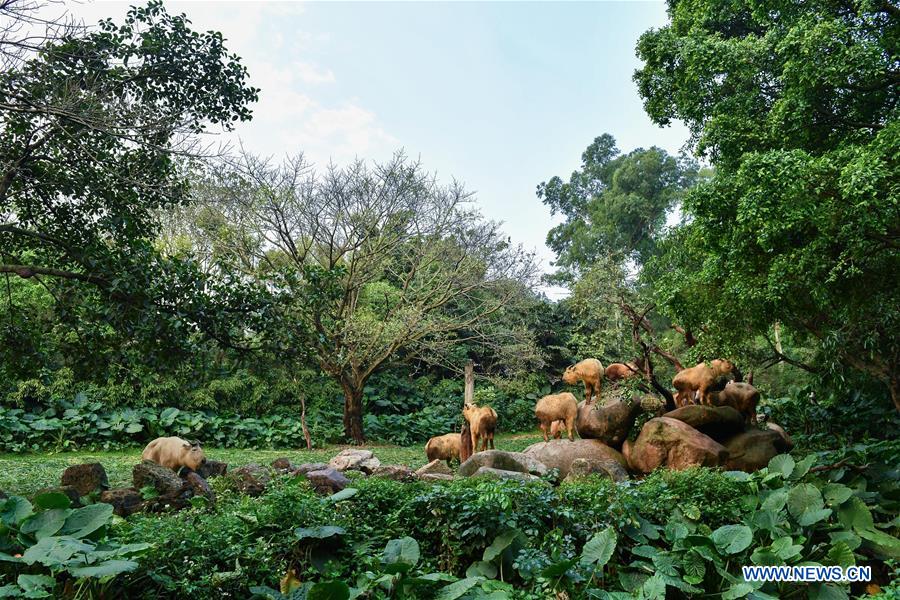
192,152,540,442
0,1,262,361
635,0,900,409
537,134,699,283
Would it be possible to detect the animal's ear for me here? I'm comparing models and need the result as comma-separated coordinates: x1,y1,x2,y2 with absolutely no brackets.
182,442,191,449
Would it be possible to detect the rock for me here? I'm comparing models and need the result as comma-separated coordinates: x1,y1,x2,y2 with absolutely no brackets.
61,463,109,497
182,471,216,506
575,399,642,447
723,428,792,472
99,488,144,517
293,463,329,476
458,450,548,478
328,449,381,474
415,459,454,477
523,439,628,479
271,457,293,471
419,473,455,483
133,461,184,496
628,417,729,473
305,468,350,495
224,463,271,496
471,467,541,482
766,422,794,451
195,460,228,479
371,464,416,481
33,485,81,507
663,405,746,442
564,458,630,483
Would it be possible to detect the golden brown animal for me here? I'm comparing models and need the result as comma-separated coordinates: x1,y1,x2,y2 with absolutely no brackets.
672,359,735,407
141,437,207,472
605,362,639,383
535,392,578,442
549,420,565,439
462,403,498,452
709,381,760,424
425,433,461,467
562,358,604,404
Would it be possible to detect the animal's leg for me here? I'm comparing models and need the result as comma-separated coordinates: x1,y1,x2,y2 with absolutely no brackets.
566,415,575,441
541,422,548,442
584,382,592,405
470,429,479,455
488,434,494,449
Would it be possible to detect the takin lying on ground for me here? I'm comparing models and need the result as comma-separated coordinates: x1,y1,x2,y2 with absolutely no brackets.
141,436,207,472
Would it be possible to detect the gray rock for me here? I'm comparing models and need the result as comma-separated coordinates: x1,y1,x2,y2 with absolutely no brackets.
523,439,628,479
182,471,216,506
663,405,745,442
723,428,791,472
61,463,109,496
458,450,548,478
293,463,329,476
224,463,272,496
415,459,454,477
371,464,416,481
133,461,183,496
271,457,293,471
99,488,144,517
471,467,541,482
419,473,455,482
564,458,630,483
576,399,643,448
195,460,228,479
328,449,381,474
305,468,350,495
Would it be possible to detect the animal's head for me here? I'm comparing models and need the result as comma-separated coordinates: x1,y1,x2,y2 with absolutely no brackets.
462,402,476,420
711,359,734,374
181,439,207,471
562,365,578,384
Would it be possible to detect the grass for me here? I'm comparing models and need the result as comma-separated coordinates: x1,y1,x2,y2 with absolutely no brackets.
0,431,545,496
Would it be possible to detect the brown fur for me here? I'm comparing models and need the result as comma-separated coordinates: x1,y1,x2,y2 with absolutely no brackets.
562,358,604,404
549,420,565,439
425,433,461,467
605,362,639,383
462,403,498,453
141,436,207,472
709,381,760,424
672,359,735,407
535,392,578,442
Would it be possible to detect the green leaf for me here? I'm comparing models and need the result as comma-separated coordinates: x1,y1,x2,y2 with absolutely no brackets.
711,525,754,555
124,422,143,434
0,584,22,598
836,497,874,532
435,577,480,600
787,484,824,521
466,560,497,579
32,493,71,511
581,526,616,568
723,582,754,599
640,574,666,599
1,497,33,527
307,581,351,600
724,471,752,482
857,528,900,559
807,583,849,600
825,542,855,568
326,488,358,503
822,484,853,507
483,530,520,562
798,508,832,527
382,537,419,572
771,536,803,560
768,455,794,478
21,536,93,567
828,531,861,551
295,526,346,541
541,558,577,577
20,509,69,540
70,559,139,578
791,455,816,480
16,575,53,594
761,489,788,512
60,504,113,538
682,504,700,520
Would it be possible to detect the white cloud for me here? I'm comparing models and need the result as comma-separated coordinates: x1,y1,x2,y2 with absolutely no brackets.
293,61,336,84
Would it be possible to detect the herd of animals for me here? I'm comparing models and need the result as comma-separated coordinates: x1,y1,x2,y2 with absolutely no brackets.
426,357,761,467
135,357,760,474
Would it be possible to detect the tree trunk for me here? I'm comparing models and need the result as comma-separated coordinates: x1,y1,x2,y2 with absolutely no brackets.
341,382,365,444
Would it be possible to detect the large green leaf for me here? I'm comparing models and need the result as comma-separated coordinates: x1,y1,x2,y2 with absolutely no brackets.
837,497,874,532
435,577,480,600
59,504,113,538
722,582,753,599
20,509,69,540
787,484,824,521
857,528,900,559
70,559,139,578
307,581,351,600
711,525,753,555
768,455,794,479
16,574,54,597
1,497,33,527
581,526,616,568
21,536,93,567
483,530,521,562
807,583,849,600
32,493,71,511
295,526,346,541
761,489,788,512
382,537,419,573
825,542,855,568
326,489,358,503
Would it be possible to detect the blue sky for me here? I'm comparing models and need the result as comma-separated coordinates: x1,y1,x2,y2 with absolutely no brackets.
66,1,689,296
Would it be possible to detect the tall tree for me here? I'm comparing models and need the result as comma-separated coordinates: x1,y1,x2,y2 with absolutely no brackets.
635,0,900,409
191,152,540,443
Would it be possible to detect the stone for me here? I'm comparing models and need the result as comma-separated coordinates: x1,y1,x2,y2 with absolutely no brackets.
471,467,541,482
628,417,729,473
293,463,329,476
61,463,109,497
99,488,144,517
575,399,642,448
195,460,228,479
305,468,350,495
523,439,628,479
271,457,293,471
723,428,792,472
564,457,630,483
328,449,381,474
415,459,454,477
33,485,81,507
458,450,548,478
133,461,183,496
182,471,216,506
419,473,455,482
663,405,746,442
766,422,794,451
371,464,416,481
224,463,271,496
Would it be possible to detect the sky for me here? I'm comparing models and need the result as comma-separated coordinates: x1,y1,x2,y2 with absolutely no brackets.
57,0,690,298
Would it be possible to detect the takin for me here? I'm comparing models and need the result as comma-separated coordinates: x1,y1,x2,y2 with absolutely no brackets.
709,381,760,424
425,433,461,467
462,402,498,453
141,437,207,472
605,361,640,384
562,358,604,404
549,419,566,439
672,359,735,407
535,392,578,442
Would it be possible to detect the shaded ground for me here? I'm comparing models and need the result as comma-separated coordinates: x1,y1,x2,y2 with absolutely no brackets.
0,431,544,495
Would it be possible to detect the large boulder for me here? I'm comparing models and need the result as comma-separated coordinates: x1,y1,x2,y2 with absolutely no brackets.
766,422,794,451
575,399,642,447
61,463,109,496
564,457,629,483
133,461,184,496
371,464,416,481
628,417,729,473
458,450,548,478
305,468,350,495
224,463,271,496
328,449,381,474
99,488,144,517
415,459,454,477
294,463,329,476
663,405,745,442
271,457,294,471
182,471,216,506
196,460,228,479
471,467,541,482
724,428,792,472
419,473,455,483
523,439,628,479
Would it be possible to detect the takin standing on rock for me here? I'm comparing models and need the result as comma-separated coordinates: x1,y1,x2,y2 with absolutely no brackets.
562,358,604,404
535,392,578,442
709,381,760,424
672,359,735,407
141,437,207,472
462,402,498,452
425,433,461,467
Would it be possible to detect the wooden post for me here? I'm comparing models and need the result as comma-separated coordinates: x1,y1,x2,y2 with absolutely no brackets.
459,360,474,462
